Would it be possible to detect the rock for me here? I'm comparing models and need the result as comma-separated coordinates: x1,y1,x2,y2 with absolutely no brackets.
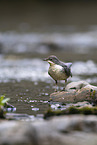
50,81,97,103
0,121,36,145
50,101,92,111
72,101,93,108
65,81,97,92
44,105,97,119
65,81,89,91
5,113,36,121
84,84,97,91
0,115,97,145
32,115,97,145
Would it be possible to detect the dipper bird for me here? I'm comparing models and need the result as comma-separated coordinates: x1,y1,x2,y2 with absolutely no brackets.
43,55,72,90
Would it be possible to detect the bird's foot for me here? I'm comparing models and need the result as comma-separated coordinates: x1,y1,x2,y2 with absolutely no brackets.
54,89,58,92
61,87,66,91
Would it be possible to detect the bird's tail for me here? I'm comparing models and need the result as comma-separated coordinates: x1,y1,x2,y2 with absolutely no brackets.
65,63,72,68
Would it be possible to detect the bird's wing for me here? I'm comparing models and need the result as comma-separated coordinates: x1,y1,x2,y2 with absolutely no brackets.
61,63,72,77
59,61,72,77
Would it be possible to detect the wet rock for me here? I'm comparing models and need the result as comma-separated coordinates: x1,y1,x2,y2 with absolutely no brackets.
44,106,97,119
50,101,92,112
5,113,36,121
65,81,90,91
50,81,97,103
72,101,92,108
0,115,97,145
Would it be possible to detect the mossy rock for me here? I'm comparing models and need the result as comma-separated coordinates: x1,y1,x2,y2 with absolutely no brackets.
44,106,97,119
50,81,97,104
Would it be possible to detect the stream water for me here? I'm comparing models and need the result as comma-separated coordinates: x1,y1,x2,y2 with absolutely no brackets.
0,52,97,116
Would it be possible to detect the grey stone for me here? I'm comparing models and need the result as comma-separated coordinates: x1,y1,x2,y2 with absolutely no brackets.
65,81,90,91
0,121,35,145
84,84,97,91
0,115,97,145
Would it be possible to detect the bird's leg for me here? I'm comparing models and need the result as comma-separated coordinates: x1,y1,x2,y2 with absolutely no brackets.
62,79,67,91
65,79,67,84
54,80,58,92
64,79,67,90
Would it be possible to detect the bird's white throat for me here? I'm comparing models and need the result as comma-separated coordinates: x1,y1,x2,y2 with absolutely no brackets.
47,60,55,65
54,64,63,71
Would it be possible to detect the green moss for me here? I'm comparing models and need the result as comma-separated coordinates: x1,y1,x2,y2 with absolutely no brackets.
93,107,97,115
0,95,10,118
44,106,97,119
68,106,80,114
61,102,66,105
80,107,92,115
57,106,61,109
89,89,96,99
49,98,53,101
44,108,63,119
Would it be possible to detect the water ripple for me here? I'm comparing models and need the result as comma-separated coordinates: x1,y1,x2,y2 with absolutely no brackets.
0,57,97,84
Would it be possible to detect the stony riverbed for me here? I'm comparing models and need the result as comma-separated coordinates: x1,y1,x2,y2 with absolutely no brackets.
0,52,97,116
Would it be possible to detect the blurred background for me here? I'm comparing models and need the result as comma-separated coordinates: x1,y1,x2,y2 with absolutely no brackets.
1,0,97,55
0,0,97,115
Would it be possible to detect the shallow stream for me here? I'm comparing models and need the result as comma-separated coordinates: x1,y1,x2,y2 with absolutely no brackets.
0,52,97,116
